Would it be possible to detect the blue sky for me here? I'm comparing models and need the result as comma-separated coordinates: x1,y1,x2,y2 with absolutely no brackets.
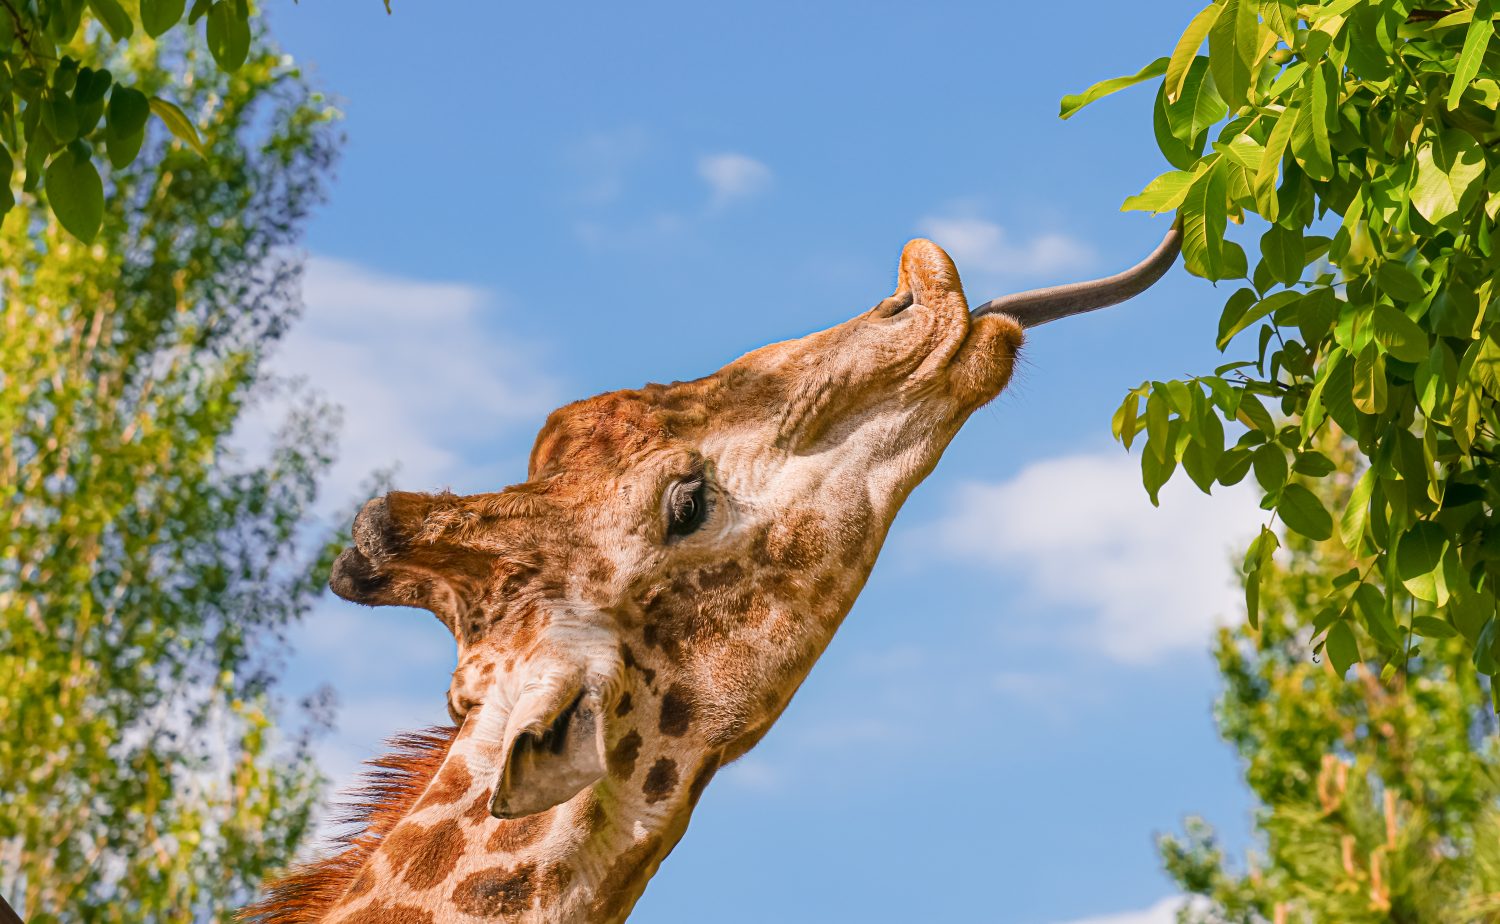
255,2,1267,920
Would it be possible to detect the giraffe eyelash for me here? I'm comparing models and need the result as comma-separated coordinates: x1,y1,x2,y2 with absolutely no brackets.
664,471,712,540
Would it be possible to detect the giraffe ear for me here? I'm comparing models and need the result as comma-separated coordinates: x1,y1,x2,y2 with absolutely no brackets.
488,677,608,819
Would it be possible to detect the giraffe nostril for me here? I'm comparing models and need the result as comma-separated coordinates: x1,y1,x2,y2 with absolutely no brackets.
351,495,405,564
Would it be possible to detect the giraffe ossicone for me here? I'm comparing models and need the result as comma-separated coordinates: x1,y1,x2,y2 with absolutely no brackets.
242,230,1178,923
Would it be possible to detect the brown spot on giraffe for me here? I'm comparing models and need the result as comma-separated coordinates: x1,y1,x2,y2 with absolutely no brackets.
642,757,678,804
415,755,471,810
697,559,744,591
464,789,494,824
619,644,656,687
752,510,827,569
451,863,538,916
487,807,553,853
658,684,692,737
537,862,575,903
608,729,643,781
399,818,465,891
380,820,426,876
614,691,633,717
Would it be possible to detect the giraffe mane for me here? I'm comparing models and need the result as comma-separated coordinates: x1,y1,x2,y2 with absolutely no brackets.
238,725,460,923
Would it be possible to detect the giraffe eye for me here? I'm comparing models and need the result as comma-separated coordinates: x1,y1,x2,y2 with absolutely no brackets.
665,475,710,539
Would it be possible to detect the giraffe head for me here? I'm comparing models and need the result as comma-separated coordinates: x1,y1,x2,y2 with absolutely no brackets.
328,231,1179,822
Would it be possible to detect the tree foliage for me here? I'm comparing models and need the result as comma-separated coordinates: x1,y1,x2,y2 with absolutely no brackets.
1159,444,1500,922
0,22,341,921
0,0,263,242
1066,0,1500,700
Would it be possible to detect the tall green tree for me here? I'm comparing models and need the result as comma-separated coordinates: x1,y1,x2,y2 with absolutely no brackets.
0,24,341,922
1158,446,1500,923
1065,0,1500,699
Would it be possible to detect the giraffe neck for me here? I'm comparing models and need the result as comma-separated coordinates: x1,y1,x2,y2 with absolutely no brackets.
328,708,719,923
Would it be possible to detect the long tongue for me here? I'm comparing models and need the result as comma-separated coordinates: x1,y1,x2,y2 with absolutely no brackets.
969,227,1181,328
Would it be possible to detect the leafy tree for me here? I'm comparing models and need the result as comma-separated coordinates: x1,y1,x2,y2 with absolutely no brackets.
0,0,381,241
0,22,341,922
1157,444,1500,923
1064,0,1500,701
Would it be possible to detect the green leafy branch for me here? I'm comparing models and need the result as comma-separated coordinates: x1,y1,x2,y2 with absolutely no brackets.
1068,0,1500,703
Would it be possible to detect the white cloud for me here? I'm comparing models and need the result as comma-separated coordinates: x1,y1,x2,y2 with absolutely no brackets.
916,215,1093,278
1049,897,1191,924
569,125,651,205
246,256,559,508
720,756,784,793
698,152,772,207
925,452,1263,664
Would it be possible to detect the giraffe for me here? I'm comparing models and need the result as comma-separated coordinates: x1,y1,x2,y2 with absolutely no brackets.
242,228,1180,923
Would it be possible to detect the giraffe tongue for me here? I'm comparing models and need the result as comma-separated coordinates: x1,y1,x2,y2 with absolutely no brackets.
488,682,608,819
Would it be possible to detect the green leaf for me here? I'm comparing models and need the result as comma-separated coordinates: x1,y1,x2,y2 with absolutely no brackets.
1142,434,1178,506
1260,225,1305,287
1255,108,1298,219
1146,388,1171,463
1181,160,1232,280
1412,615,1459,638
149,97,208,156
1412,130,1486,227
1278,483,1333,540
1397,521,1447,582
43,145,104,242
105,87,150,169
72,68,113,106
1219,290,1301,350
1469,329,1500,398
1123,169,1197,214
87,0,134,40
1218,446,1254,485
1339,468,1374,551
43,96,79,143
1245,566,1261,628
1290,72,1334,181
1325,621,1360,675
1352,341,1388,414
1167,55,1229,142
1352,583,1403,650
1252,443,1288,493
1237,392,1277,435
107,87,150,136
1448,0,1494,110
1209,0,1261,111
205,0,251,72
1167,5,1221,102
1375,261,1426,304
1113,388,1143,449
1297,287,1337,349
0,142,15,215
1060,57,1169,120
1291,451,1335,476
1260,0,1299,43
106,127,144,169
1415,341,1456,418
142,0,187,38
1243,524,1280,574
1371,304,1428,363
